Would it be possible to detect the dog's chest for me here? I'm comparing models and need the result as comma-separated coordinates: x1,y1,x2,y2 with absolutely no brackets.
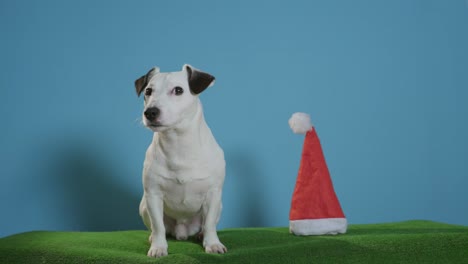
147,155,224,214
143,126,224,218
157,165,220,217
163,176,208,213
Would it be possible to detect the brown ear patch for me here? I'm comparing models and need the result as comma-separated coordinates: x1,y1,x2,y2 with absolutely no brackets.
186,66,215,95
135,68,157,97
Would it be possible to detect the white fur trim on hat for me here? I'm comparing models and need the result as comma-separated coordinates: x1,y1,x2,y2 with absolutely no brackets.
290,218,347,236
289,112,313,134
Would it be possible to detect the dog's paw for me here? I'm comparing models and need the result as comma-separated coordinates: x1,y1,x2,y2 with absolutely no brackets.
147,246,168,258
205,242,227,254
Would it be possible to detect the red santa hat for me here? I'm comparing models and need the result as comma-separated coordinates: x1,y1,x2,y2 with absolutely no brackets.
288,112,347,236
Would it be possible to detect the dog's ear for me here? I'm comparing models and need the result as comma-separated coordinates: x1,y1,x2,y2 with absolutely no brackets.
183,64,215,95
135,67,160,97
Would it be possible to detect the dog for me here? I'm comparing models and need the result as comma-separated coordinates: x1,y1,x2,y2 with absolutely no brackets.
135,64,226,258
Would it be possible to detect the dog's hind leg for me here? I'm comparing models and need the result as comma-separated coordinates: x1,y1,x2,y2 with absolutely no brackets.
175,222,188,240
188,214,202,237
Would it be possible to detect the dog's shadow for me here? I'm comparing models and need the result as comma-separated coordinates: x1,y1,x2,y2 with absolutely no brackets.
44,139,145,231
43,138,267,231
224,149,267,228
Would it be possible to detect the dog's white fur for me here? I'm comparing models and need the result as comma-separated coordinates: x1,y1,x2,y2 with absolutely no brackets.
136,64,226,257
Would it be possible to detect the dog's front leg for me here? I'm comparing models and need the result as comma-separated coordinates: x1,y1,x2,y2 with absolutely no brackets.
202,188,227,254
145,192,168,257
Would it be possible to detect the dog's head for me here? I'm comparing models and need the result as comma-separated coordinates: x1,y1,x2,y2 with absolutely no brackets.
135,64,215,132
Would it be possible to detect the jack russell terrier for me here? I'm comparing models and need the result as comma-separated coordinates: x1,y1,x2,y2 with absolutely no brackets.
135,64,226,257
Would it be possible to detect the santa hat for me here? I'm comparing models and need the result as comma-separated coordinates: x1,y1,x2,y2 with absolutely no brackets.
288,112,347,236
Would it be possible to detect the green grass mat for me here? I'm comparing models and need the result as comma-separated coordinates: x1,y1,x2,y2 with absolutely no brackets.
1,220,467,263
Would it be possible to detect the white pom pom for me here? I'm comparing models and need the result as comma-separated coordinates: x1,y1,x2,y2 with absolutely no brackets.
289,112,313,134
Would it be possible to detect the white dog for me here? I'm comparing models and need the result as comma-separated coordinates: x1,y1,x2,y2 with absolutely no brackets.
135,64,226,258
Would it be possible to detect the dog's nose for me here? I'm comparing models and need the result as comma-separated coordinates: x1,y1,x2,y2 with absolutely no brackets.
144,107,160,121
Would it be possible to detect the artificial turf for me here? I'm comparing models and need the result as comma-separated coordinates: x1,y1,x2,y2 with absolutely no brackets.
0,220,467,263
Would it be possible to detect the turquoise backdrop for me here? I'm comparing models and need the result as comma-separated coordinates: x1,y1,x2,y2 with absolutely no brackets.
1,0,467,237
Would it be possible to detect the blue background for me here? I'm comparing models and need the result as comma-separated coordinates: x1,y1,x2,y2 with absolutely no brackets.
1,0,467,238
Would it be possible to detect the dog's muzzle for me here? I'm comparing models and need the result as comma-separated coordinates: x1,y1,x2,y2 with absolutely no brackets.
144,107,160,122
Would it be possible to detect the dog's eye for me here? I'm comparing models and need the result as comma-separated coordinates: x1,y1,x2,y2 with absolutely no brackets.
145,88,153,96
174,86,184,96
